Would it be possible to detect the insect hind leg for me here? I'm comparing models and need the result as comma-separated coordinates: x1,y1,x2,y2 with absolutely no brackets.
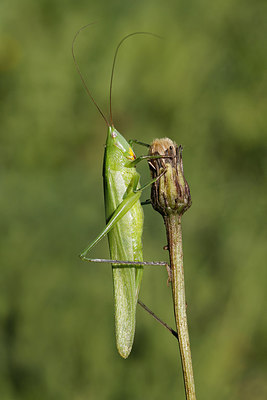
80,256,172,283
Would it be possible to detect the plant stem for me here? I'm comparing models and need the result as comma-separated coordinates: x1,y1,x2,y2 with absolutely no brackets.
148,138,196,398
164,213,196,400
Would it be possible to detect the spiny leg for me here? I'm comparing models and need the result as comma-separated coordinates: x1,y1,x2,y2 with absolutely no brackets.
129,139,150,148
134,168,167,192
138,300,178,339
81,256,174,337
141,199,151,206
80,256,172,283
129,154,173,168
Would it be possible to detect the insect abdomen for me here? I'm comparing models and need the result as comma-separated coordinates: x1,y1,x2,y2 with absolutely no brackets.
105,168,143,358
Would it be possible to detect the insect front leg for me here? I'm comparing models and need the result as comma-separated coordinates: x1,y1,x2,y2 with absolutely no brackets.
141,199,151,206
128,139,150,148
133,167,167,193
128,154,173,168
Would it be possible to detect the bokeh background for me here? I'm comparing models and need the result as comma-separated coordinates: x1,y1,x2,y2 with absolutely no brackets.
1,0,266,399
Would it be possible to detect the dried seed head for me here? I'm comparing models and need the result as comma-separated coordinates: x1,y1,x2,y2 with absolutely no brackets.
148,138,191,217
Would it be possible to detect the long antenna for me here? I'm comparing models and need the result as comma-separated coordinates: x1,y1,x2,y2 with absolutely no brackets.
109,31,162,126
72,23,110,127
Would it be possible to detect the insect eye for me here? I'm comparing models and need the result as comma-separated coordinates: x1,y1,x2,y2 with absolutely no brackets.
127,147,136,160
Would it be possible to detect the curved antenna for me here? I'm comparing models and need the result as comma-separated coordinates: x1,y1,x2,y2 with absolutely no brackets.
109,31,162,126
72,23,110,127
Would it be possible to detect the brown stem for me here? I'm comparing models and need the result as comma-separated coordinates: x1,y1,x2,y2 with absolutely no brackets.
164,214,196,400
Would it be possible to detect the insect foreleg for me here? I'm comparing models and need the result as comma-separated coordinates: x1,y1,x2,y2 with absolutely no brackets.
141,199,151,206
134,168,167,193
128,154,173,168
128,139,150,148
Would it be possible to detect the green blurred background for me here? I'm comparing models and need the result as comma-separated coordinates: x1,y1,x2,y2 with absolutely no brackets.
1,0,267,399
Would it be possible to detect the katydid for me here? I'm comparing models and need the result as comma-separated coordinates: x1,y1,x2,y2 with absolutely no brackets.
73,27,168,359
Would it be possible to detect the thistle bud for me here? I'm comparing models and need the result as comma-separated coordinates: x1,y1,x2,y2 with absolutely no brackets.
148,138,191,217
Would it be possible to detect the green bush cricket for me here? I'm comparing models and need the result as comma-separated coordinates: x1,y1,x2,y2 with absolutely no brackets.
73,27,169,358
